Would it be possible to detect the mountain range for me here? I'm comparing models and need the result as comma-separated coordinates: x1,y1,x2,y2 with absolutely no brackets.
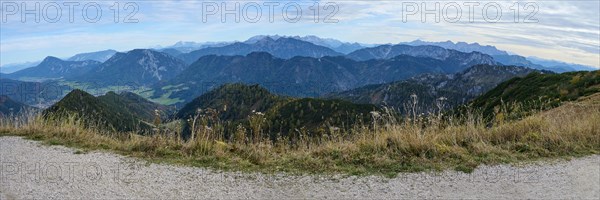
401,40,509,56
1,34,597,146
163,41,232,53
73,49,187,86
400,40,596,72
2,35,598,111
3,57,101,81
38,67,599,138
177,37,343,64
346,44,498,71
327,65,544,112
245,35,369,54
527,57,598,72
175,84,377,138
0,49,118,74
151,50,499,105
3,35,597,79
67,49,118,62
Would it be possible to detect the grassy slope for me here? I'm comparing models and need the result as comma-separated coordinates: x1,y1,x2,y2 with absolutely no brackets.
2,92,598,177
468,70,600,120
43,90,165,133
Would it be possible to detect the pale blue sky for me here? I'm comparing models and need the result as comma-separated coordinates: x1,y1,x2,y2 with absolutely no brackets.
1,0,599,68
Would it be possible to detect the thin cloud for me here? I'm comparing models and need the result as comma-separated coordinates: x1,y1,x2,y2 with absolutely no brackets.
0,0,598,68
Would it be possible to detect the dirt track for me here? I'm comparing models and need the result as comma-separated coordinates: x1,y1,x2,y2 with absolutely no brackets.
0,136,598,199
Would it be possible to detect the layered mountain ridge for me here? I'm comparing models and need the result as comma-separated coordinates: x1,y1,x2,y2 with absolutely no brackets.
4,56,101,80
327,65,545,111
177,37,343,64
73,49,187,86
152,51,499,105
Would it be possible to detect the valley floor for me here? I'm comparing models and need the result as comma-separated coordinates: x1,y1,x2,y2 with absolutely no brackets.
0,136,598,199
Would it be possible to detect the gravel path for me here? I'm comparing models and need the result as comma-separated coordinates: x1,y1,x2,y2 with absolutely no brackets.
0,136,598,199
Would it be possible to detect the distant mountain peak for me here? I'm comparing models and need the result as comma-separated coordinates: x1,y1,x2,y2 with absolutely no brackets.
42,56,62,62
245,35,281,43
75,48,186,86
38,56,67,67
6,56,101,80
174,41,192,46
166,41,233,53
129,48,154,54
256,36,276,43
67,49,117,62
67,88,91,97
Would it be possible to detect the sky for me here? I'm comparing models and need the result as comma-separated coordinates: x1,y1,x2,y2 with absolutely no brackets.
1,0,599,68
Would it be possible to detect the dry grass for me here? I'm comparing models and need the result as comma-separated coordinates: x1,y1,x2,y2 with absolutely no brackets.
1,95,599,177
